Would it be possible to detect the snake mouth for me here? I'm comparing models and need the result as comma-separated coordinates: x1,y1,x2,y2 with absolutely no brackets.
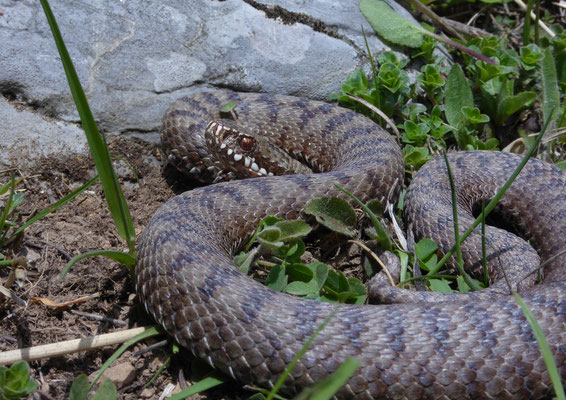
206,121,273,178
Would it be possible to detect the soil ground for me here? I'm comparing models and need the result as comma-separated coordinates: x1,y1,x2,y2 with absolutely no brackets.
0,136,255,399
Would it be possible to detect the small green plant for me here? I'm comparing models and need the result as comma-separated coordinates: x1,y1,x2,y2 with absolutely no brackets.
0,361,37,400
235,207,367,304
333,2,566,173
69,375,116,400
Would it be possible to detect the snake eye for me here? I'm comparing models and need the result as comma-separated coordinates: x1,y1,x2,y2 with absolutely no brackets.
239,137,255,152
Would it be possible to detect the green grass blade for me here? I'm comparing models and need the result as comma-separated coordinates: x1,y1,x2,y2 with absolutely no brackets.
523,0,535,44
8,175,98,241
429,112,552,274
0,173,16,244
513,292,566,400
0,177,23,195
481,200,488,287
89,326,161,390
534,0,540,44
58,249,136,282
39,0,135,254
362,26,380,100
294,357,360,400
442,153,481,291
167,375,225,400
145,356,171,388
266,306,341,400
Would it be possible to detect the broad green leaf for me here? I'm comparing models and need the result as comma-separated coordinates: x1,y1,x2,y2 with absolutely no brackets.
275,220,312,241
495,92,537,125
92,379,117,400
307,262,330,291
365,199,384,217
281,239,306,263
1,361,37,398
69,375,90,400
520,44,544,70
220,100,238,113
402,120,430,145
445,65,474,129
335,185,393,251
266,264,287,292
336,290,363,304
395,249,410,282
415,238,438,260
540,47,560,131
457,276,471,292
428,279,453,293
359,0,423,48
257,226,283,249
324,270,350,295
331,68,369,99
304,197,356,237
234,250,255,274
287,263,314,282
343,278,367,304
403,145,431,169
264,216,284,226
286,280,320,296
378,63,409,94
419,253,438,272
348,278,366,296
461,106,490,125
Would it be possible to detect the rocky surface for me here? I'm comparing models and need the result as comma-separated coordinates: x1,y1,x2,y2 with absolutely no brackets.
0,0,424,167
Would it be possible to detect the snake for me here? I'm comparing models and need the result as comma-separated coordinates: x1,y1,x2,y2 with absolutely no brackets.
136,90,566,399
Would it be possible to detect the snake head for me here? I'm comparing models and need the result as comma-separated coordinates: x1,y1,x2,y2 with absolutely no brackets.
205,120,272,178
205,120,312,179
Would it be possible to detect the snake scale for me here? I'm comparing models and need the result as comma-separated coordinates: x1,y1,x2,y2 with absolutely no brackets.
136,91,566,399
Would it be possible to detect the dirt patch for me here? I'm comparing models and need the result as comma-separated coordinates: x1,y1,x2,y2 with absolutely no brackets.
0,136,254,399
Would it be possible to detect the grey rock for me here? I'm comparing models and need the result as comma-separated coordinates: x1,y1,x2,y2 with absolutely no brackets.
0,0,424,167
0,97,87,168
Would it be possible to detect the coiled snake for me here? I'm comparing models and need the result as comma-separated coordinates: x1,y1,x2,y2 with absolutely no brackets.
136,91,566,399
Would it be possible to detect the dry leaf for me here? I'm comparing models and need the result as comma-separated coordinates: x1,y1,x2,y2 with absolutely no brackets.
31,292,100,310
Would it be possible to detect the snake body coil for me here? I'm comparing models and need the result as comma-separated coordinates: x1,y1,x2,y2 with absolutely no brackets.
137,91,566,399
